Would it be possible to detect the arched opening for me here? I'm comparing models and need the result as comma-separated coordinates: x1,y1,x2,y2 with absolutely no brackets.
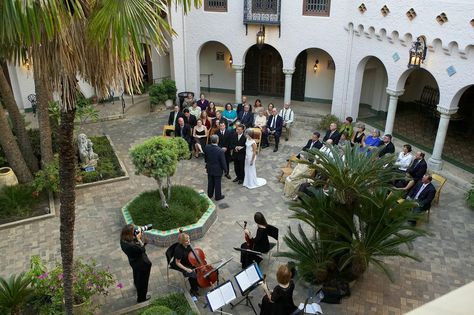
356,57,388,120
291,48,336,104
198,41,234,95
243,44,283,96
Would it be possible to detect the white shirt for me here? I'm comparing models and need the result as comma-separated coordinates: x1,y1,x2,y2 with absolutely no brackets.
254,115,267,128
395,152,413,171
279,108,294,124
414,183,428,199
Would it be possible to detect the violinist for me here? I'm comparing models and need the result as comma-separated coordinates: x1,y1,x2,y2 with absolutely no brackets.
173,232,200,296
259,264,297,315
240,212,270,269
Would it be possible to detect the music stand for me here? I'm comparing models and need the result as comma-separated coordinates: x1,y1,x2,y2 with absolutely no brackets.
205,280,237,314
230,262,263,315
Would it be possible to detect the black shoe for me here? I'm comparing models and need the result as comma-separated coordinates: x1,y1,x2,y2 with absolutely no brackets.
285,138,288,141
273,147,278,152
238,180,243,185
215,195,225,201
262,144,269,148
233,177,239,182
137,295,151,303
225,174,231,179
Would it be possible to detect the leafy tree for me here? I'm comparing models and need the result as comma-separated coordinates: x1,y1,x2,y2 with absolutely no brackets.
130,136,190,208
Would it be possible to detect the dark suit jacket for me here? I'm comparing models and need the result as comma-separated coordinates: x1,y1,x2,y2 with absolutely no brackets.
237,103,252,115
182,114,197,128
230,132,247,161
120,240,152,271
408,182,436,210
378,142,395,157
168,111,184,126
407,159,427,182
323,129,341,145
204,144,227,176
303,139,323,151
217,129,232,151
238,111,254,128
175,124,192,144
266,115,283,135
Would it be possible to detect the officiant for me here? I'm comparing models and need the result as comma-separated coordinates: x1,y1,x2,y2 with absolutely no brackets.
204,134,227,201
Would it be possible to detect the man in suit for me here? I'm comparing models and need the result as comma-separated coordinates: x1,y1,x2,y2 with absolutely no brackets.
279,103,295,141
262,108,283,152
378,134,395,158
217,121,232,179
237,95,252,115
323,123,341,145
168,105,184,126
406,174,436,225
204,135,227,201
182,108,197,129
407,151,427,182
297,131,323,159
238,104,254,128
175,117,192,154
230,124,246,184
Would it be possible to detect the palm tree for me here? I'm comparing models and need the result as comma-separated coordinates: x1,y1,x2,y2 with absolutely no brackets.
0,1,200,313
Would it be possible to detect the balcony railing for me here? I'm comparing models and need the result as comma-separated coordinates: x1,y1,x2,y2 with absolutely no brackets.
243,0,281,25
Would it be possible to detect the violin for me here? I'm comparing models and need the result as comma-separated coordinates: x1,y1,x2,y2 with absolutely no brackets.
236,221,253,248
187,242,218,288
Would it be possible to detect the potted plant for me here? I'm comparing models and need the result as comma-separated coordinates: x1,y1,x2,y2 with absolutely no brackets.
162,79,177,109
29,257,115,314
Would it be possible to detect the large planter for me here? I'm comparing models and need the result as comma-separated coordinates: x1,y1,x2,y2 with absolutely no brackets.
0,167,19,189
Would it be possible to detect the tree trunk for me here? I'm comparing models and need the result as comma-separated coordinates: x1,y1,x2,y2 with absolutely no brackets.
33,62,54,166
156,178,169,208
0,66,39,173
0,104,33,183
58,109,76,315
167,176,171,200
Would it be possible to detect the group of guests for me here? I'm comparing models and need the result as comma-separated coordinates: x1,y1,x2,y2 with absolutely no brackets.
169,93,295,154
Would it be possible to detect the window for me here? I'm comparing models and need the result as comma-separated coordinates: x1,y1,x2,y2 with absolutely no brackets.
204,0,227,12
303,0,331,17
252,0,278,14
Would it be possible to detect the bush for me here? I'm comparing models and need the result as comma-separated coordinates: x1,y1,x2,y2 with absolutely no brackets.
149,293,195,315
162,79,177,101
467,180,474,209
128,186,208,231
0,272,34,315
140,305,173,315
33,156,59,193
0,184,38,218
316,114,341,131
149,84,168,105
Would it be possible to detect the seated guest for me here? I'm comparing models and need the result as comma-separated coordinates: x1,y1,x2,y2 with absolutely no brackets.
240,212,270,269
259,264,297,315
206,101,217,121
378,134,395,157
175,117,192,153
351,123,366,148
339,116,354,139
395,144,414,173
407,151,427,182
193,119,208,158
253,108,267,130
297,131,322,159
265,103,274,117
215,110,223,123
262,108,283,152
173,231,200,296
181,92,194,111
396,174,416,196
188,101,201,118
209,118,221,136
237,95,252,115
363,129,382,153
337,132,349,147
238,104,254,128
168,105,183,126
200,111,212,130
406,174,436,225
196,93,209,111
320,139,334,160
254,99,263,112
223,103,238,128
323,122,341,145
279,103,294,141
182,108,197,129
284,157,314,199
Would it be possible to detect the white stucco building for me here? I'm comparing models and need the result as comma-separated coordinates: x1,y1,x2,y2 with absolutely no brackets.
7,0,474,171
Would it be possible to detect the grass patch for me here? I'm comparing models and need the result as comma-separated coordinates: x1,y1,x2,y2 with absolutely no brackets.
128,186,208,231
0,184,49,225
139,293,196,315
76,136,125,184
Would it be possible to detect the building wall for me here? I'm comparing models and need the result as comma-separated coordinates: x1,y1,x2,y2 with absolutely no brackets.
199,42,234,93
304,49,335,102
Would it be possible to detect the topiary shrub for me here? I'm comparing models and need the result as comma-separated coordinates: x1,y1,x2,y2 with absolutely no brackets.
140,305,173,315
316,114,341,131
149,84,168,106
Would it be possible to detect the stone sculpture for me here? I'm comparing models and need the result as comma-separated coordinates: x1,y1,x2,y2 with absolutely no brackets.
77,133,99,167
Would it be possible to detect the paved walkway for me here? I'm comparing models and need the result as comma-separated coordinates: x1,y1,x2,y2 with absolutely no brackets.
4,101,474,315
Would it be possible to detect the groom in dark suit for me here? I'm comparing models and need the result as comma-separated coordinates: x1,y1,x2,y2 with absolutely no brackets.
230,124,246,185
204,135,227,201
217,121,232,179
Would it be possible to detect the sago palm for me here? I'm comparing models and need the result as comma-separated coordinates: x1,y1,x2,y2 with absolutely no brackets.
0,272,34,315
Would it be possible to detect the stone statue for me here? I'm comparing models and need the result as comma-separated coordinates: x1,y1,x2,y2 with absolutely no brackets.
77,133,99,167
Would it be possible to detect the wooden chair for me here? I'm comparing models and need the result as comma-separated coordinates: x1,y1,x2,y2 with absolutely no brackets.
279,155,299,182
162,125,175,136
249,127,262,153
431,173,447,206
215,106,225,112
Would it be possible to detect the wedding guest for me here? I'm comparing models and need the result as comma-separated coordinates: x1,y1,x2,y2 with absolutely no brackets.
188,101,201,118
181,92,194,110
339,116,354,139
223,103,238,129
193,119,208,158
363,129,382,155
351,123,366,148
265,103,274,117
200,111,212,130
196,93,209,111
254,99,263,111
395,144,414,173
378,134,395,158
209,118,221,136
206,101,217,121
279,103,294,141
323,122,341,145
254,108,267,129
215,110,223,122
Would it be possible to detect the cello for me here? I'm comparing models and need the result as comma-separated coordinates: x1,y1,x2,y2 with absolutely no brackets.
186,241,219,288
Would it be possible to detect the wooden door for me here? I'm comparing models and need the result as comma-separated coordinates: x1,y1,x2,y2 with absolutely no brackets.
291,51,307,101
244,45,283,96
244,47,259,95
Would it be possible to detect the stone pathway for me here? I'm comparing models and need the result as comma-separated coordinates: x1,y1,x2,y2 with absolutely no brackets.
1,110,473,315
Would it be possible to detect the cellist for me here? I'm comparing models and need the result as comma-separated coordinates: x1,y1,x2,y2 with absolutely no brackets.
240,212,270,269
173,232,200,296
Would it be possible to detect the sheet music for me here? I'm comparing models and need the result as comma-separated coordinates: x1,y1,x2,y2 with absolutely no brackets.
207,288,225,311
235,271,252,292
220,282,237,304
298,302,323,314
246,264,260,284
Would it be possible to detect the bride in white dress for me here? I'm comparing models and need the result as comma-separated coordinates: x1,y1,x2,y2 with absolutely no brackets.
243,129,267,189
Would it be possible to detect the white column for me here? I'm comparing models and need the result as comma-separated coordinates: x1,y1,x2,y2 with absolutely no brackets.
428,106,457,171
384,88,404,135
283,68,295,105
232,64,244,103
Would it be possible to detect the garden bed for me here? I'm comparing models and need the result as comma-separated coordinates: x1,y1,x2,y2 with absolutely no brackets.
115,292,199,315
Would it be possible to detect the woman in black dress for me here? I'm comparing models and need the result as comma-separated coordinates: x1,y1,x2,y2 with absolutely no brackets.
193,119,208,157
240,212,270,268
351,123,366,148
260,264,297,315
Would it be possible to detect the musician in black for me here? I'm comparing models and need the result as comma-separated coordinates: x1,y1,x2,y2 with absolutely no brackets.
120,224,152,303
259,264,297,315
240,212,270,269
173,232,200,296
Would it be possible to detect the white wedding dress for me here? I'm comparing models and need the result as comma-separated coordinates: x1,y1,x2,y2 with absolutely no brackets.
243,138,267,189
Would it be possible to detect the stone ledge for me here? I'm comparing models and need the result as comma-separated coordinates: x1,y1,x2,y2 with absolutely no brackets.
121,192,217,247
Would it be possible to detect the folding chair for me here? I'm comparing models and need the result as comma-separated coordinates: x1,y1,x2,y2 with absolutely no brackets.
162,125,175,137
279,155,298,182
265,225,279,264
431,173,447,206
165,242,188,288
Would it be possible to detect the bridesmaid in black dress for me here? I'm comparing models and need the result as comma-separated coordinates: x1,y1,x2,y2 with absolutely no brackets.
259,264,297,315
